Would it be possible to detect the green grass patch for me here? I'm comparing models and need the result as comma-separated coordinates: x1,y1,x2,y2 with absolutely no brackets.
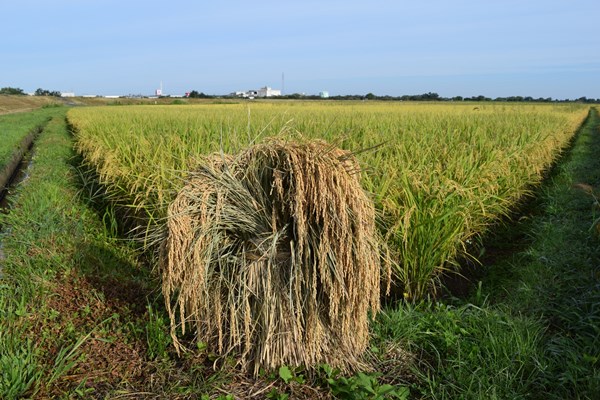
0,107,62,169
372,303,544,399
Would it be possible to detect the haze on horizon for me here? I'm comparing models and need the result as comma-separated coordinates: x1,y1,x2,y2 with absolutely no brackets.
1,0,599,99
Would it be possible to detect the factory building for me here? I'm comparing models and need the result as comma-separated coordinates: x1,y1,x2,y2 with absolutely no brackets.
233,86,281,98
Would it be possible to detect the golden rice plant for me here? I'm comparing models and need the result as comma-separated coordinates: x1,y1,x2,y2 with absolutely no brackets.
69,102,590,300
162,139,381,375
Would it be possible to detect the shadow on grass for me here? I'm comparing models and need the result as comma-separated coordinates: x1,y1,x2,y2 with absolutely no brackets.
74,241,156,316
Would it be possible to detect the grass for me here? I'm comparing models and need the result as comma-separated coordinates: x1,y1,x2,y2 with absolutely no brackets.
0,94,62,115
372,303,544,399
0,107,62,174
484,107,600,398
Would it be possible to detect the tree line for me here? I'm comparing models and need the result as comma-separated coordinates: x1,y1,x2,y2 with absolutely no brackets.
277,92,599,103
2,86,598,103
0,87,61,97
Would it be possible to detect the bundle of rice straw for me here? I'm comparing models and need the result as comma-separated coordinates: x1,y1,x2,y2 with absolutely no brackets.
161,139,380,375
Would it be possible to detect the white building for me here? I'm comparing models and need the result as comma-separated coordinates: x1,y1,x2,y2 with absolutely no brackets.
233,86,281,98
319,91,329,98
61,92,75,97
257,86,281,97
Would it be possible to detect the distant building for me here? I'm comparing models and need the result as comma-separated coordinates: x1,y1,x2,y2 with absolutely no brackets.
233,86,281,98
61,92,75,98
257,86,281,97
319,91,329,98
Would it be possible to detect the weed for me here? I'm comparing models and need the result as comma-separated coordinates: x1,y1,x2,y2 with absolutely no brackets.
145,304,172,360
319,364,409,399
0,334,42,399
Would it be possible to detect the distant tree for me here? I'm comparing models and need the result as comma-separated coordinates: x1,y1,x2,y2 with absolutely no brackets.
396,92,443,101
283,93,304,99
0,87,26,95
365,92,376,100
188,90,211,99
505,96,523,102
422,92,440,100
34,88,61,97
467,95,491,102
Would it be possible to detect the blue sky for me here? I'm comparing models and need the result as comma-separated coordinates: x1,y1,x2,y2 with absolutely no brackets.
2,0,599,98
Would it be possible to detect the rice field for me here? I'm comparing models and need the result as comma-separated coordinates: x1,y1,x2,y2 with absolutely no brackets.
68,101,589,300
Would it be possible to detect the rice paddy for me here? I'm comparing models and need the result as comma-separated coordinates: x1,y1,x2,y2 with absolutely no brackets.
68,101,589,301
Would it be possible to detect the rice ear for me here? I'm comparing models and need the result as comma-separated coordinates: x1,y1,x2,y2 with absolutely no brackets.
161,138,381,375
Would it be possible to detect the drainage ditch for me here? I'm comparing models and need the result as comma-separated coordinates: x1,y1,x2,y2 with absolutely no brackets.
0,128,41,274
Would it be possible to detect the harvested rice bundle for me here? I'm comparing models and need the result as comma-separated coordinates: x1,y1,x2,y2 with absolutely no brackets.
162,139,381,375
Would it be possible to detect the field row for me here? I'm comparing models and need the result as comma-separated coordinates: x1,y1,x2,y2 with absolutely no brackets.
68,102,590,299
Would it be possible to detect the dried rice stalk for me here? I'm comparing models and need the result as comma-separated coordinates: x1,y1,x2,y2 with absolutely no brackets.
162,139,380,375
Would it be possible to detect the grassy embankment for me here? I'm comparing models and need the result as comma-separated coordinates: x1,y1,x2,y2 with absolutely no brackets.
0,95,62,115
0,108,64,190
0,111,155,398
